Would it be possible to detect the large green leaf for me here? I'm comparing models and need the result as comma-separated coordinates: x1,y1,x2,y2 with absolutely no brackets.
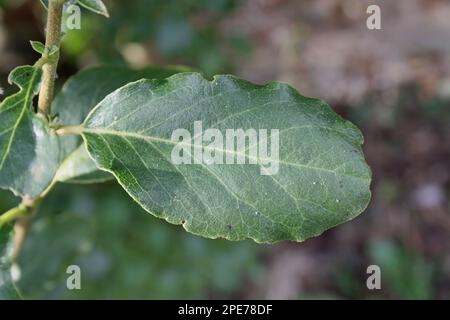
0,66,61,199
52,65,191,183
0,224,21,300
81,73,372,243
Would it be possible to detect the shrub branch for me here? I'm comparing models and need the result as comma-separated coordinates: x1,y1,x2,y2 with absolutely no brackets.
37,0,65,116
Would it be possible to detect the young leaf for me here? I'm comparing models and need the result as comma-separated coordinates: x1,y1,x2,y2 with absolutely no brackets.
77,0,109,17
48,45,59,56
30,41,59,58
0,66,61,199
81,73,372,243
30,41,46,55
0,225,21,300
40,0,49,9
52,65,191,184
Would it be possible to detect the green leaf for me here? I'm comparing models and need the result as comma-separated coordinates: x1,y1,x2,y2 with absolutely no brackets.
30,41,45,55
0,224,21,300
40,0,48,9
55,144,112,183
81,73,372,243
0,66,61,199
77,0,109,17
52,65,191,184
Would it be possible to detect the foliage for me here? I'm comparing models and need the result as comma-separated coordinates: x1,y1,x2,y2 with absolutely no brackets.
0,0,372,298
368,240,434,299
16,184,263,299
0,224,21,299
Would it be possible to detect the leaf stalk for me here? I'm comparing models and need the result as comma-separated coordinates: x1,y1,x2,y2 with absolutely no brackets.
55,125,84,136
0,204,32,228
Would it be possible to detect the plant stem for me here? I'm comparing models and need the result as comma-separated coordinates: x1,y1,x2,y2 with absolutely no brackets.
12,215,35,261
37,0,64,116
5,1,66,261
1,199,41,260
0,205,30,228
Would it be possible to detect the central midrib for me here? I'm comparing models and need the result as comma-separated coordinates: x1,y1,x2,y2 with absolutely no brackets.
83,127,368,181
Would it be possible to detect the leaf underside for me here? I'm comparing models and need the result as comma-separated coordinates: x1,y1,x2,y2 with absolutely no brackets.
0,66,60,199
82,73,372,243
55,144,111,183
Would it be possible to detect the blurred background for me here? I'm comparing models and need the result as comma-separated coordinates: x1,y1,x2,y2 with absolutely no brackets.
0,0,449,299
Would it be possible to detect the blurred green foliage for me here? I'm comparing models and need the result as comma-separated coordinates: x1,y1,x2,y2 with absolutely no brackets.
60,0,252,75
368,240,434,299
330,240,435,299
0,184,264,299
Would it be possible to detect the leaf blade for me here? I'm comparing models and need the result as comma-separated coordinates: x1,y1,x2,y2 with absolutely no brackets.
40,0,48,9
76,0,109,17
82,73,372,243
30,41,45,55
0,66,61,199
